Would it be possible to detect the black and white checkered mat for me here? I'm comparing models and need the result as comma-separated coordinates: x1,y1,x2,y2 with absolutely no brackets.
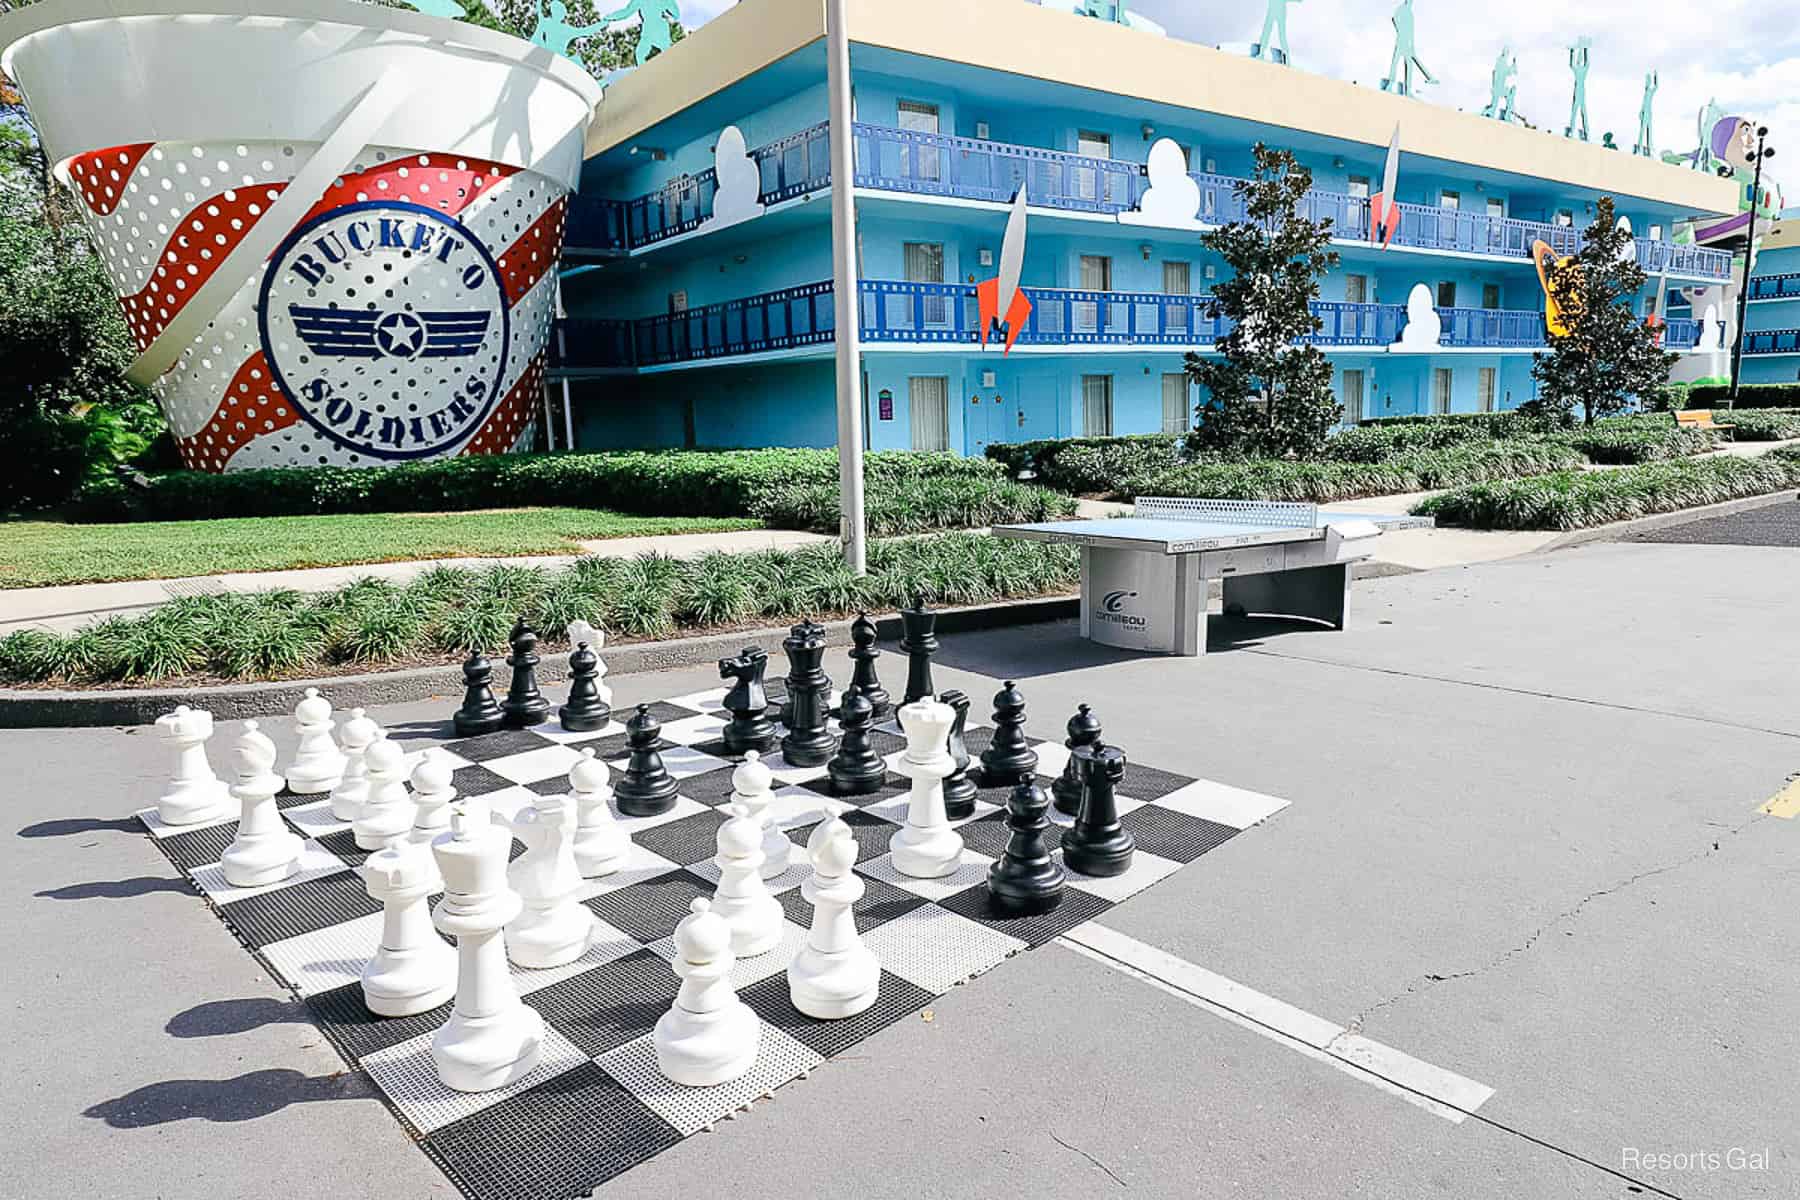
137,680,1289,1200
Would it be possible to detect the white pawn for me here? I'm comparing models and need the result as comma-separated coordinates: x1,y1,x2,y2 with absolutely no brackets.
709,802,784,957
361,838,456,1017
730,751,790,879
889,699,964,878
505,792,594,969
329,708,381,822
431,804,545,1092
353,736,415,852
285,687,346,795
567,620,613,711
570,749,628,878
406,750,457,891
654,897,761,1087
152,705,232,826
788,815,880,1019
220,720,304,887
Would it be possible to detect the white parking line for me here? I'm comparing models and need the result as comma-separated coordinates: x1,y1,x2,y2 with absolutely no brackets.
1058,922,1496,1124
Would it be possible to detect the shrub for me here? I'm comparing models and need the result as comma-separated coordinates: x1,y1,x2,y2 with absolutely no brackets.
985,434,1183,490
1415,448,1800,531
1720,409,1800,441
1320,421,1491,463
755,476,1075,537
1549,416,1719,464
1357,411,1557,437
1680,383,1800,410
0,533,1080,686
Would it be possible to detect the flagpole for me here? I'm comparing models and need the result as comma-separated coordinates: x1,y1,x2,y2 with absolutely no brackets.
826,0,867,575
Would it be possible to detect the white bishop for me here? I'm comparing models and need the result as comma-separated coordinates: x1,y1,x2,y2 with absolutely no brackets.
730,751,790,879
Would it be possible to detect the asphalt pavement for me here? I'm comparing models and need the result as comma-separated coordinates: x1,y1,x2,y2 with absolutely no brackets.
4,532,1797,1200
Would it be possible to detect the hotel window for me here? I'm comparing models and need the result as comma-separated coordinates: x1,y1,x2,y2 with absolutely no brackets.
1342,369,1366,425
1478,367,1497,413
1486,198,1506,219
1436,281,1457,308
1161,374,1191,433
1345,274,1369,303
1555,209,1575,227
1649,223,1664,241
1077,130,1111,159
898,100,940,182
1082,375,1114,436
904,242,946,327
1481,283,1500,310
1075,254,1111,332
1347,175,1371,199
1431,367,1454,414
1439,190,1460,210
907,376,950,452
1163,261,1191,333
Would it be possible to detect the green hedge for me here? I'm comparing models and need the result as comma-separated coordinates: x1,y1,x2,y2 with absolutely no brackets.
1319,421,1494,463
1678,383,1800,410
1357,411,1556,438
68,449,1003,526
984,434,1183,491
1549,417,1720,464
1721,409,1800,441
0,533,1080,686
1415,448,1800,530
1076,441,1588,504
753,476,1076,537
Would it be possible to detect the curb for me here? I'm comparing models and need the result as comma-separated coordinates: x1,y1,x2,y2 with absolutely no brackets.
1542,489,1800,551
0,596,1079,729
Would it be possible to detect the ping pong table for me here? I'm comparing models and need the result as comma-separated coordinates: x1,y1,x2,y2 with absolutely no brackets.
993,498,1432,655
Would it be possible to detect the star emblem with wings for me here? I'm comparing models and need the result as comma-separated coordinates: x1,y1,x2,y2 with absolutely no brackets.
288,305,491,360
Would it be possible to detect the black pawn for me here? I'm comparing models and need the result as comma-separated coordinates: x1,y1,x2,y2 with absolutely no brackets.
452,649,504,737
1062,742,1134,877
986,779,1066,917
780,620,836,767
977,679,1038,788
899,598,938,706
939,689,977,820
827,688,887,796
846,612,891,719
558,642,610,732
614,704,678,816
1051,704,1103,817
718,646,776,755
501,619,550,728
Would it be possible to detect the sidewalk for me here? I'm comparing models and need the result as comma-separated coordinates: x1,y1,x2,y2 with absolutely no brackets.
0,528,833,635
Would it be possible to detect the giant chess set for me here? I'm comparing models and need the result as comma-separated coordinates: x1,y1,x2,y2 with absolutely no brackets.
135,603,1290,1200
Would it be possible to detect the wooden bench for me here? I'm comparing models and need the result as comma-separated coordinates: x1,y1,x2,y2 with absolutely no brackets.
1675,409,1734,430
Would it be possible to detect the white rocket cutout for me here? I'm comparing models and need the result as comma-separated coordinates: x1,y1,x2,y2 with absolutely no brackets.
1370,123,1402,248
978,184,1033,354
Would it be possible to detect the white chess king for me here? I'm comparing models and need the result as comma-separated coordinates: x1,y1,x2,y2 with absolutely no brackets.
569,749,628,878
653,897,761,1087
284,687,347,795
361,839,456,1017
431,805,545,1092
788,815,881,1019
505,791,594,969
220,720,304,888
889,698,964,878
152,705,232,826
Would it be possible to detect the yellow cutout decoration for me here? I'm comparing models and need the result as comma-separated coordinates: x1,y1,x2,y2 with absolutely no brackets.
1532,239,1582,337
1758,777,1800,819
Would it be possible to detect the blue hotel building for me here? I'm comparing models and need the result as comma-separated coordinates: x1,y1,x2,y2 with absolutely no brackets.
548,0,1740,455
1741,211,1800,383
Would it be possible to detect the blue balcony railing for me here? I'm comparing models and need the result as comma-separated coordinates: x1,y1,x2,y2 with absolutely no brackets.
566,121,1732,279
1748,272,1800,302
1661,317,1703,349
1743,327,1800,355
551,279,1553,371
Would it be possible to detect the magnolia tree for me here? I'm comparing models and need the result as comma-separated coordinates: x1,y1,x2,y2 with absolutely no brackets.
1526,196,1676,426
1184,143,1341,458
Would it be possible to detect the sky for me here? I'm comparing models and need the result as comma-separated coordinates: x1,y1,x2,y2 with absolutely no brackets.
676,0,1797,201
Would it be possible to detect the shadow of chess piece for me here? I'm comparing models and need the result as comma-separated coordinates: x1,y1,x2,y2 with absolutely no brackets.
1051,704,1102,818
978,680,1037,788
559,642,611,732
718,646,776,755
501,619,551,729
453,650,505,737
987,778,1065,917
846,612,891,719
614,704,678,817
939,689,977,820
828,687,887,796
899,598,938,706
780,620,836,768
1062,742,1134,878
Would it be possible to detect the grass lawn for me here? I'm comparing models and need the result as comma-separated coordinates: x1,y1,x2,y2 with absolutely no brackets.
0,508,765,588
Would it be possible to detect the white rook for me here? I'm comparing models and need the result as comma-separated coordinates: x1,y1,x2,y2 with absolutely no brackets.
361,839,455,1017
152,705,232,827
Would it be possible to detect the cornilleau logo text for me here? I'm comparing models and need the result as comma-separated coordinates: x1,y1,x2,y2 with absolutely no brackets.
1096,589,1146,627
